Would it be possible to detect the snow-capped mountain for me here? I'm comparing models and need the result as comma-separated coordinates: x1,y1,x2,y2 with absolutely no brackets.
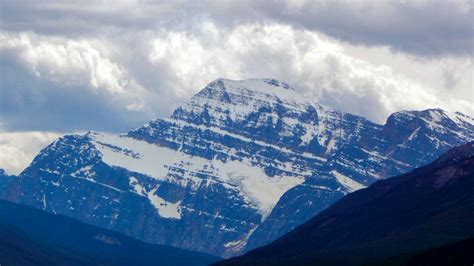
2,78,473,257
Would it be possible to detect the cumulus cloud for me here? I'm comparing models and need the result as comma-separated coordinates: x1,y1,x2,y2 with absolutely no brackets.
1,22,473,133
0,131,61,175
0,31,154,132
0,32,128,94
143,22,465,122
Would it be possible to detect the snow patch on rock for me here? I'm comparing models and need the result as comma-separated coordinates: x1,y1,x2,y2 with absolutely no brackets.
147,186,182,219
332,170,366,192
90,132,303,218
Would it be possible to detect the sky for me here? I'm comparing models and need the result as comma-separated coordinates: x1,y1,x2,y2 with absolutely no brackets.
0,0,473,174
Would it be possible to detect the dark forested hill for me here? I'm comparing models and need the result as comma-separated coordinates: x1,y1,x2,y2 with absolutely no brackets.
0,199,220,266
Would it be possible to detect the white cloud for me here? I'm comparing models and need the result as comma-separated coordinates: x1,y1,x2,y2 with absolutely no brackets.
0,32,128,94
1,22,472,129
143,22,473,122
0,131,61,175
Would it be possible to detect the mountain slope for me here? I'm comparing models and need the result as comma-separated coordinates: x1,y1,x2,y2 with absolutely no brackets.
0,169,14,198
3,78,474,257
221,142,474,265
0,199,220,266
396,237,474,266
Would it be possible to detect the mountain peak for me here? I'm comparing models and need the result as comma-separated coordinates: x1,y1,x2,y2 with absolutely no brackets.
171,78,314,126
211,78,295,91
199,78,302,104
390,108,473,125
385,108,474,135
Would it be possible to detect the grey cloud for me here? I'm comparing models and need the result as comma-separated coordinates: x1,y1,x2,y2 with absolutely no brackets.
0,60,152,133
0,1,199,36
1,0,472,57
251,0,473,58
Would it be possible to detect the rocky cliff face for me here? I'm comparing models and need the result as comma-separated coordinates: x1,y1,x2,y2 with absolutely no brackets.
3,78,474,257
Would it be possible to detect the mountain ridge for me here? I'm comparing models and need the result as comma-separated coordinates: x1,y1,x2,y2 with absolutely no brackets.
220,142,474,265
2,78,473,257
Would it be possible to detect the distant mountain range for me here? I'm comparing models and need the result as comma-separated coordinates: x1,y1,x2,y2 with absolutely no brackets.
221,142,474,265
1,78,473,257
0,199,220,266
